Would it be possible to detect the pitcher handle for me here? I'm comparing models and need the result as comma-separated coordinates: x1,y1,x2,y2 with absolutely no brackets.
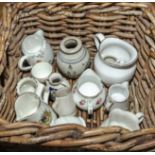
35,81,45,98
105,101,113,111
87,100,93,116
94,33,105,51
18,55,33,71
136,112,144,123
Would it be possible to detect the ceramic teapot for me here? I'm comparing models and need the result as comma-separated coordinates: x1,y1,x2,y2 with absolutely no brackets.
72,69,106,115
18,29,54,71
101,109,144,131
94,33,138,85
57,36,90,79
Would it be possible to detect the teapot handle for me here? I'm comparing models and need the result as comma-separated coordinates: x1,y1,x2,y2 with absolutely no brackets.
18,55,33,71
136,112,144,123
94,33,105,51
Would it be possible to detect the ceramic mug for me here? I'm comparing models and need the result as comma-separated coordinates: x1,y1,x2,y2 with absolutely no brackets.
18,29,54,71
105,81,129,111
51,116,86,127
101,109,144,131
52,87,77,116
72,69,106,115
94,33,138,85
31,61,53,83
57,36,90,79
15,92,57,125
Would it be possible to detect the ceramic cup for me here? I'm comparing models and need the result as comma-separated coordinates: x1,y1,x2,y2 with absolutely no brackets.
105,81,129,111
72,69,106,115
101,109,144,131
31,61,53,83
51,116,86,127
18,29,54,71
94,33,137,85
15,92,57,125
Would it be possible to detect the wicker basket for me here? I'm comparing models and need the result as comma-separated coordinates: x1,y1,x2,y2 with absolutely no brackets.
0,2,155,151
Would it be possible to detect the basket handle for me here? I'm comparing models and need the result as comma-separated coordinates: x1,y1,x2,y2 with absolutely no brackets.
94,33,105,51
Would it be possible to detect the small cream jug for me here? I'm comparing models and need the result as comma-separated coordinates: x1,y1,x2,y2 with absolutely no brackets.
101,109,144,131
18,29,54,71
72,69,106,115
94,33,138,85
15,92,57,125
57,36,90,79
105,81,129,111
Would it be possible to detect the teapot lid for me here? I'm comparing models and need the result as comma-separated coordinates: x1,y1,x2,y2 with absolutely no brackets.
22,31,44,55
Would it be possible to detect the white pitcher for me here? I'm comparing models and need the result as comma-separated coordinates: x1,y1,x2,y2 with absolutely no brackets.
105,81,129,111
18,29,54,71
72,69,106,115
101,109,144,131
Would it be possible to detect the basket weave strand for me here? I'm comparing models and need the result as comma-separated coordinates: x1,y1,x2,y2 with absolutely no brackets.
0,2,155,151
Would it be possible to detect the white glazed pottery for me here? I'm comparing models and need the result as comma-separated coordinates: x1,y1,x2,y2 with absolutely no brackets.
31,61,53,83
57,36,90,79
105,81,129,111
72,69,106,115
52,116,86,127
15,92,57,125
16,77,45,96
52,86,77,116
101,109,144,131
94,33,138,85
18,29,53,71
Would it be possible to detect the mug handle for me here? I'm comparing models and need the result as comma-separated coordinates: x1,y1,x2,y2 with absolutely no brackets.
94,33,105,51
35,81,45,98
18,55,33,71
136,112,144,123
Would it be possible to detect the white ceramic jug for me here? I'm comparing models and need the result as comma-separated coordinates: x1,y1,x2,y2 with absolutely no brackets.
15,92,57,125
18,29,54,71
52,86,77,117
105,81,129,111
94,33,138,85
72,69,106,115
57,36,90,79
101,109,144,131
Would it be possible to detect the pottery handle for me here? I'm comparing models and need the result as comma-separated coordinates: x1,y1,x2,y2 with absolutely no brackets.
42,89,50,104
105,101,113,111
94,33,105,51
78,117,86,127
136,112,144,123
52,100,59,114
35,81,45,99
18,55,33,71
87,100,93,116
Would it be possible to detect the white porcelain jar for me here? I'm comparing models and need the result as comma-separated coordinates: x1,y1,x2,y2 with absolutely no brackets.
18,29,54,71
94,33,138,85
57,36,90,79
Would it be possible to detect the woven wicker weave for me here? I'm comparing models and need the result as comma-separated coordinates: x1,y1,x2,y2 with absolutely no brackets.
0,2,155,151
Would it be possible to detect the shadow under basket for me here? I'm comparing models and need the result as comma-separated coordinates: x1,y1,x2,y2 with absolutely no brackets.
0,2,155,151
